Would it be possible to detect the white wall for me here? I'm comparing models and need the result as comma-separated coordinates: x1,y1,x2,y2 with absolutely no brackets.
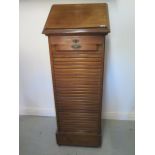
19,0,135,120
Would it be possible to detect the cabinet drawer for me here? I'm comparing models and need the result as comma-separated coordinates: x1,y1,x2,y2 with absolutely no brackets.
50,36,104,45
50,36,103,51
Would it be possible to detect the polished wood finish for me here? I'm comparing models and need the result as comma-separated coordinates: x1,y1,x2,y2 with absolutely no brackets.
43,3,110,147
49,36,104,44
43,3,110,35
56,132,101,147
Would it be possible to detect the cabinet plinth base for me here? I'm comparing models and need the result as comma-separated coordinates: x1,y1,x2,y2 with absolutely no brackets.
56,132,101,147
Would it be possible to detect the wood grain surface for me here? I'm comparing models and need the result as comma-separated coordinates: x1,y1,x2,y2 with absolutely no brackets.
43,3,110,35
48,35,105,146
43,3,110,147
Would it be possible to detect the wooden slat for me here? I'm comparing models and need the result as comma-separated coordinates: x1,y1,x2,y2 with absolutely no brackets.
58,112,99,120
55,79,101,83
57,103,100,108
55,73,101,76
56,92,100,97
55,75,101,80
55,89,100,94
54,69,102,75
54,52,102,58
57,103,100,112
55,86,101,90
54,57,102,62
55,44,97,51
56,97,100,101
54,60,102,64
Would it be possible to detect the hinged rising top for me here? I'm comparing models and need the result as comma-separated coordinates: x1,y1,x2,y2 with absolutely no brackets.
43,3,110,35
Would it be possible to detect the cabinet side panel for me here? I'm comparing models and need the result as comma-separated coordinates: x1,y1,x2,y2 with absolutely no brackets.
48,37,61,132
99,36,105,136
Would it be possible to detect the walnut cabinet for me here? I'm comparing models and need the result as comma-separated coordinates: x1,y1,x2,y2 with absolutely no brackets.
43,3,110,147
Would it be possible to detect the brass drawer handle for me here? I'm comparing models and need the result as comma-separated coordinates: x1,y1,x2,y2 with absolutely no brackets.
71,44,81,49
72,39,79,43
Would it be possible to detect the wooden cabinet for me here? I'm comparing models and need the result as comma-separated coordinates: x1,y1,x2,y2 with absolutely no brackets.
43,3,110,147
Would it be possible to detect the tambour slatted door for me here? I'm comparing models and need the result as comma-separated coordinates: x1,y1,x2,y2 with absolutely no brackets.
43,3,110,147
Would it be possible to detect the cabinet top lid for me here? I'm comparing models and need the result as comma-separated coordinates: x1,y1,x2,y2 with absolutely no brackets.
43,3,110,35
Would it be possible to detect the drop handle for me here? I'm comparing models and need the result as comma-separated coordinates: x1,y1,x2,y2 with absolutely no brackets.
71,44,81,49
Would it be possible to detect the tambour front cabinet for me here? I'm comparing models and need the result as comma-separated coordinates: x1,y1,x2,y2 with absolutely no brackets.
43,3,110,147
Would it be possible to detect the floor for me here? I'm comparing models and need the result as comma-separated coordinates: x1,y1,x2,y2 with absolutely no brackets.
19,116,135,155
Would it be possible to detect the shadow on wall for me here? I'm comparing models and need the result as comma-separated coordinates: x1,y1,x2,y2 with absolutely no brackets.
103,33,135,120
102,34,121,117
102,34,122,119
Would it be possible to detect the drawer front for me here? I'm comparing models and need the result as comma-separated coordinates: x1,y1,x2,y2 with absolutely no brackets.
49,36,104,51
50,36,104,45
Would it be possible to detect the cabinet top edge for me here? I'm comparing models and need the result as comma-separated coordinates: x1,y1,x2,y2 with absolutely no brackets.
42,28,110,36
